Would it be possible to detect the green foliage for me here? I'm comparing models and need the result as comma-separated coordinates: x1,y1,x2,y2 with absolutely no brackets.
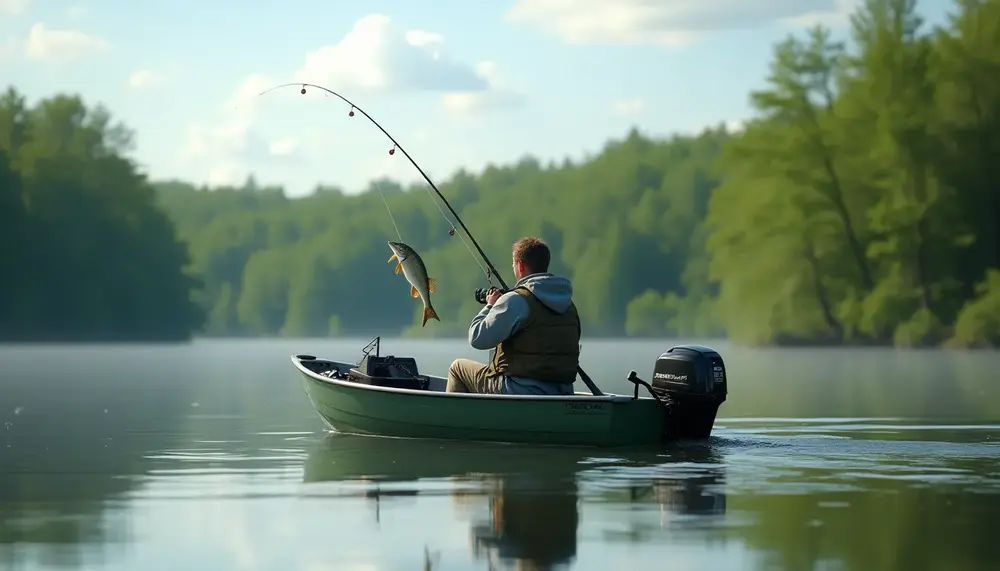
156,127,729,339
149,0,998,348
0,88,204,341
947,270,1000,348
705,0,1000,347
2,0,997,348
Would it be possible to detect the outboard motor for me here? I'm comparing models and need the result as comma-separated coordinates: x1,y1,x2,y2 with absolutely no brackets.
651,344,727,440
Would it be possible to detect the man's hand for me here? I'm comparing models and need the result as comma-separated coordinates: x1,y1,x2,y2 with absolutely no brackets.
485,287,503,306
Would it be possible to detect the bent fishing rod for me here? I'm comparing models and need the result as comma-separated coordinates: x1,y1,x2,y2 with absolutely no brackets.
259,83,507,289
259,82,604,395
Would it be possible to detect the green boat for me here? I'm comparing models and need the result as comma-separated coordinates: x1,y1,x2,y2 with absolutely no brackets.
291,337,728,447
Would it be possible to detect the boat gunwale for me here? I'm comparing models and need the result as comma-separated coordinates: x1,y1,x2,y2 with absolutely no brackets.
291,355,644,403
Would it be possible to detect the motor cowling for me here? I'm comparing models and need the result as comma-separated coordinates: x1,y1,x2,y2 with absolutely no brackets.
652,345,727,440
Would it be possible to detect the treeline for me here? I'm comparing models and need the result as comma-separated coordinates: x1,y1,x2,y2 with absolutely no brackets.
707,0,1000,348
153,125,727,341
0,89,203,341
2,0,998,347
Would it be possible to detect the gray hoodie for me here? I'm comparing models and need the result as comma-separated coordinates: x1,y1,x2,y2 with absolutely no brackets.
468,272,578,395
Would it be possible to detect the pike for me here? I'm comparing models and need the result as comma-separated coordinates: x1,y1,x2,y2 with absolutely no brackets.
387,241,441,327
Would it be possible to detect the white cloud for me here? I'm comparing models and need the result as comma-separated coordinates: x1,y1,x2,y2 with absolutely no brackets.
505,0,856,46
0,0,29,15
184,119,252,159
66,5,88,19
181,14,522,189
293,12,519,113
268,137,299,156
24,23,108,62
294,14,487,93
127,69,168,89
612,98,646,116
780,0,862,29
404,30,443,48
182,73,273,158
441,61,524,115
226,73,275,112
181,74,304,186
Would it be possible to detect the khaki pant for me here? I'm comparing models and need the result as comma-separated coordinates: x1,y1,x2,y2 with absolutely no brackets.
447,358,506,394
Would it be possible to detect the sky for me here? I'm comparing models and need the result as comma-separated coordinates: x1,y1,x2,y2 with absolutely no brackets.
0,0,955,197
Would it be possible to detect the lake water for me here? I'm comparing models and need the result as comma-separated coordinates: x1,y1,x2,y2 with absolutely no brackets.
1,338,999,571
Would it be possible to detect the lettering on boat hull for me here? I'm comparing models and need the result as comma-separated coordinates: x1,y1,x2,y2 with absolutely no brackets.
564,402,607,415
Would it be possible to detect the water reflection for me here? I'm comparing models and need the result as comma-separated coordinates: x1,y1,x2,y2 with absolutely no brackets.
2,341,999,571
0,345,196,569
467,462,580,570
302,434,728,570
717,345,1000,420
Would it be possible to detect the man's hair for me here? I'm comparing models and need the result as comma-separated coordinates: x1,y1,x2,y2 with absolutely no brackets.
512,237,550,274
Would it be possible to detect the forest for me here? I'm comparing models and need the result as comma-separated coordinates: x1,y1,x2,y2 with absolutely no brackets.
0,92,203,341
1,0,997,347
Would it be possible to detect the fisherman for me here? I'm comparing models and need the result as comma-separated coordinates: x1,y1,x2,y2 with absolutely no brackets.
446,237,581,394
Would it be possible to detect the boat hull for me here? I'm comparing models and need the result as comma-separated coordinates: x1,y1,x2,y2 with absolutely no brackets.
293,356,667,447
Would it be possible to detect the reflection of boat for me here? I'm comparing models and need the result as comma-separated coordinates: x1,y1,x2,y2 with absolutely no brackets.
291,337,729,446
302,434,728,570
302,434,593,571
301,433,624,484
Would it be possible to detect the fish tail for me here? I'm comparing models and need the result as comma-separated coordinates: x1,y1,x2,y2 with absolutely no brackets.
422,305,440,327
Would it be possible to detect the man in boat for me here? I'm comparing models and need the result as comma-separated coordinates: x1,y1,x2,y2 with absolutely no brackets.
446,236,580,395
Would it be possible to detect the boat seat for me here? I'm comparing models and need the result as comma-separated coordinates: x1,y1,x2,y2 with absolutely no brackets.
348,355,429,390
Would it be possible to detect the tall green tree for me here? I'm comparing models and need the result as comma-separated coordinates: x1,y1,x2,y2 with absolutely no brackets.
701,0,999,347
934,0,1000,347
0,89,204,341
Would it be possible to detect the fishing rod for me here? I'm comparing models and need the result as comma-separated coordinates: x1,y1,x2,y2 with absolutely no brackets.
258,83,508,289
258,82,604,396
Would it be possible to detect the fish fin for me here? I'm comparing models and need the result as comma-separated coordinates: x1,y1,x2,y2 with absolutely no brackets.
427,277,437,293
387,253,397,263
395,262,403,274
411,285,420,298
422,305,440,327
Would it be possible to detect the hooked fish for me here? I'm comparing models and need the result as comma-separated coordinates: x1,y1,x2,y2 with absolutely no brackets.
387,240,441,327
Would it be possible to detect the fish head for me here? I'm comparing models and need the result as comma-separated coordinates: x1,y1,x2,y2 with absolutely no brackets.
388,240,414,261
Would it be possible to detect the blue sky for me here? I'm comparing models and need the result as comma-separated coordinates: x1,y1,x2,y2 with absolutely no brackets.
1,0,954,197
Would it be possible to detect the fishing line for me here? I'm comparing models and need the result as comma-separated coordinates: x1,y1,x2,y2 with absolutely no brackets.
368,155,488,280
371,160,489,282
256,82,508,289
255,81,603,396
420,184,491,283
372,178,404,242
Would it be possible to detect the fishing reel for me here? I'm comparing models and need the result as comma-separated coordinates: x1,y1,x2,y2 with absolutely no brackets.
474,287,507,305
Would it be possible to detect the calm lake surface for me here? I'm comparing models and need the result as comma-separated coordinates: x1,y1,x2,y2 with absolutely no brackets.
1,338,999,571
